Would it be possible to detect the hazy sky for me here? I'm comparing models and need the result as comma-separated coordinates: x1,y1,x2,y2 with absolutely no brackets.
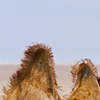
0,0,100,64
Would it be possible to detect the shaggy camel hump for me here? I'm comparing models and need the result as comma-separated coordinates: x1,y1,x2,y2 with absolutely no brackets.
68,59,100,100
3,43,61,100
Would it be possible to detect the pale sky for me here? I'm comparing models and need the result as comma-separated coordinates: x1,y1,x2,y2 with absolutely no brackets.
0,0,100,64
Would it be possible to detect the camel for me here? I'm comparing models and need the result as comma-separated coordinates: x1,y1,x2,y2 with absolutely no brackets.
68,59,100,100
2,43,62,100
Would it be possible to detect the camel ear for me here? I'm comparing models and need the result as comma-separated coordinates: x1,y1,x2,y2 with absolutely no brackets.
68,59,100,100
3,43,60,100
24,43,57,84
10,43,57,86
71,59,99,83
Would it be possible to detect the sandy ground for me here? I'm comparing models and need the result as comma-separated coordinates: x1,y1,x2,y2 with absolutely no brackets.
0,62,100,99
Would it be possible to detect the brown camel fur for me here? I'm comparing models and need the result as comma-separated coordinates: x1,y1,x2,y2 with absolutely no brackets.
3,43,62,100
68,59,100,100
